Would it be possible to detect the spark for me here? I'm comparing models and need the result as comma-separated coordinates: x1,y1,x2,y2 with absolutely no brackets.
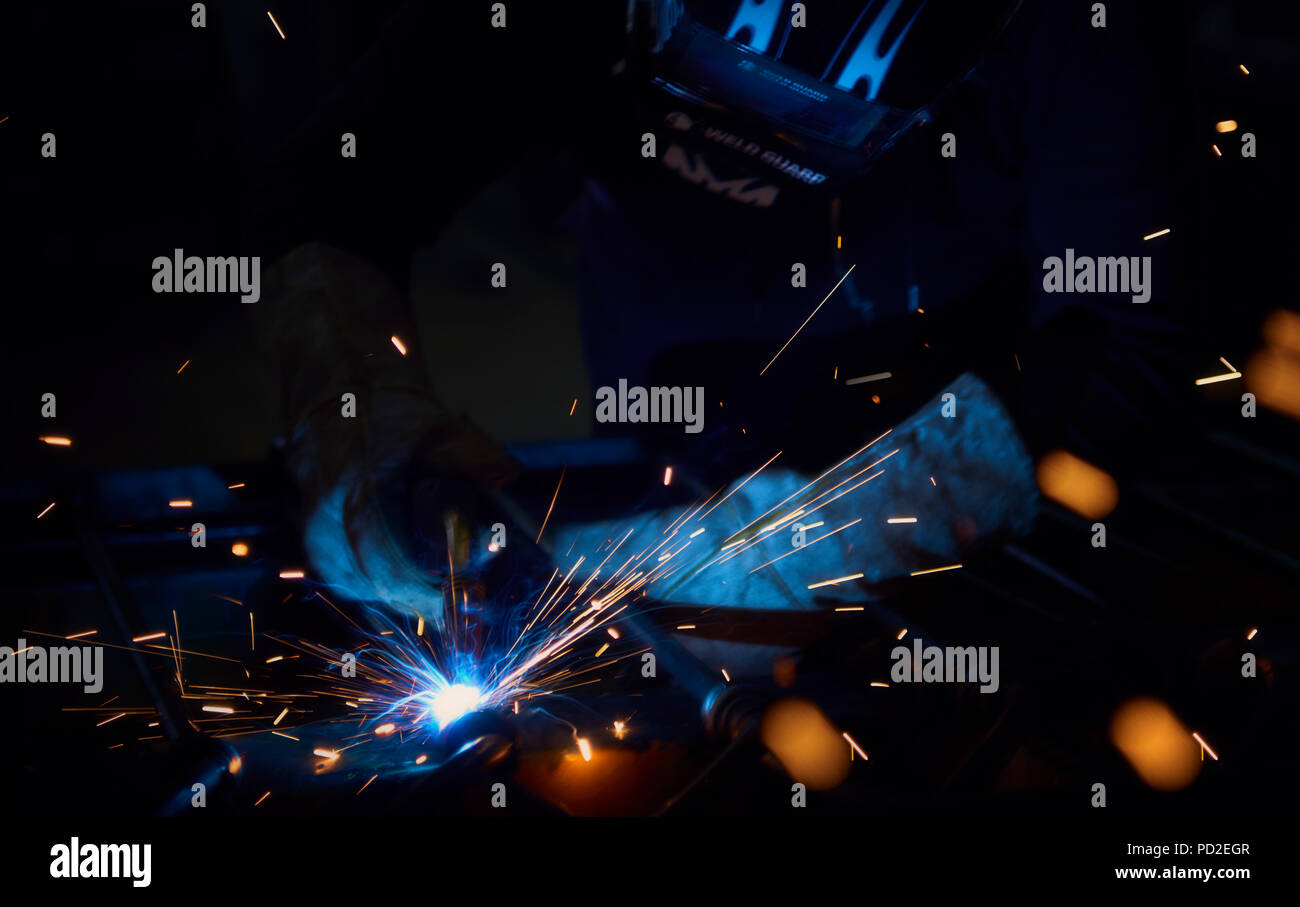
676,624,696,630
607,627,620,639
254,792,271,806
536,467,566,544
356,774,378,794
613,721,626,738
274,708,289,725
1215,120,1238,133
390,335,407,356
232,542,249,557
700,450,782,519
896,628,908,640
227,482,246,489
1142,228,1171,240
569,397,577,416
416,616,424,637
834,606,864,612
663,466,673,486
39,436,72,447
721,668,731,683
577,738,593,762
910,564,963,576
65,630,97,640
886,517,917,524
203,705,234,714
279,570,304,579
1211,144,1222,157
1195,371,1241,385
36,502,55,519
594,642,609,657
760,264,856,375
760,509,806,534
415,754,428,765
808,573,864,589
266,10,286,39
869,681,890,688
747,517,859,574
1191,732,1219,761
1239,64,1250,75
1246,627,1258,640
1219,356,1237,371
131,632,166,643
96,713,126,727
843,731,869,760
930,476,936,486
272,731,298,741
169,499,193,508
313,748,339,761
688,527,705,538
846,371,892,385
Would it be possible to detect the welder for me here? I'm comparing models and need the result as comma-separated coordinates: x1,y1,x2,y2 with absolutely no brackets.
253,0,1200,636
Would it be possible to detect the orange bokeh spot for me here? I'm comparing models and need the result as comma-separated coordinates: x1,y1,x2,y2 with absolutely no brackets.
760,697,852,791
1110,697,1201,791
1036,450,1118,520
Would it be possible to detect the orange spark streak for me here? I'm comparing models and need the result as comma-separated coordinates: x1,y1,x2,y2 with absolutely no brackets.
808,573,863,589
535,467,566,544
910,564,963,576
1191,732,1219,761
760,264,856,375
843,731,869,760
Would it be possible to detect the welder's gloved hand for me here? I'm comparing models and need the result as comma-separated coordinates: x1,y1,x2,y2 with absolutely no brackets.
259,242,520,631
553,373,1036,608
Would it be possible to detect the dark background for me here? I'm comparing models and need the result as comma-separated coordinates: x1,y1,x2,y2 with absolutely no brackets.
0,0,1296,834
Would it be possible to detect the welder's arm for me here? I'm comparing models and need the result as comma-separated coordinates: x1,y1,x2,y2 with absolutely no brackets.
258,242,519,630
554,372,1036,609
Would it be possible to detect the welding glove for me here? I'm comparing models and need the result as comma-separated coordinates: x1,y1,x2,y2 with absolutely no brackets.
552,371,1036,610
259,242,520,633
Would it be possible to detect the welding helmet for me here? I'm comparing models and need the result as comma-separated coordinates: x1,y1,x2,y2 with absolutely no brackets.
622,0,1023,206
